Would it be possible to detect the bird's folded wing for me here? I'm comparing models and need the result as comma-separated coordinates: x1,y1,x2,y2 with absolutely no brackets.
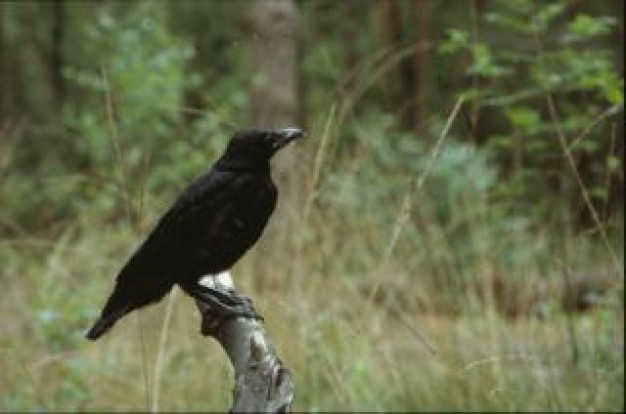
116,169,246,280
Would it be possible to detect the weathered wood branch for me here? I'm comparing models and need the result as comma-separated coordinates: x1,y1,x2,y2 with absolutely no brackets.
195,272,294,413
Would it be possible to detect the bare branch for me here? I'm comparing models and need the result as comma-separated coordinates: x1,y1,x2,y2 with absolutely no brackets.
196,272,294,413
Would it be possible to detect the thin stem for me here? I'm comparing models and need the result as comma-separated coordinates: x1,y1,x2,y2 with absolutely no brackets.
151,288,178,413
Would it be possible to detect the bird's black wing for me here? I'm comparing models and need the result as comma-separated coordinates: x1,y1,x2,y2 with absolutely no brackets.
117,168,243,281
86,168,243,340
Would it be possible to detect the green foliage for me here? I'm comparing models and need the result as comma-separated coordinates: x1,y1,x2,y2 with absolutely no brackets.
62,2,194,181
1,2,243,229
1,222,622,411
0,1,623,411
438,0,623,213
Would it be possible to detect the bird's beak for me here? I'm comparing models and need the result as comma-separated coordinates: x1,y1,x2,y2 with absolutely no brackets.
274,127,305,149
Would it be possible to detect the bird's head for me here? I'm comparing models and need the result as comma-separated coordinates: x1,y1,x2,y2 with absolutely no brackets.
223,128,305,166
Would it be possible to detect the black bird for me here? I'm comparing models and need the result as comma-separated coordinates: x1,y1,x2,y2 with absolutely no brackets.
86,128,305,340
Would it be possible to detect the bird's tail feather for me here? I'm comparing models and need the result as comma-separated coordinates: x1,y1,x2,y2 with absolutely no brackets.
86,276,174,340
85,306,129,341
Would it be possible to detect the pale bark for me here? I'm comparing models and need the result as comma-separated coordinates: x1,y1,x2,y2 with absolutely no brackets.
195,272,294,412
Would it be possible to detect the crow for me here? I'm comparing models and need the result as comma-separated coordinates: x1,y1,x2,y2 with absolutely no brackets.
86,128,305,340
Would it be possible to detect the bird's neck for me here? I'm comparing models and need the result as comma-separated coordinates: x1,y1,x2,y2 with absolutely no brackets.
215,156,270,174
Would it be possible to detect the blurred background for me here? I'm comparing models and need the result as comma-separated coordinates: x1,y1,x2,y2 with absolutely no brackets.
0,0,623,411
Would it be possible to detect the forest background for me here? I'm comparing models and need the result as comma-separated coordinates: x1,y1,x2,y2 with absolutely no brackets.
0,0,623,411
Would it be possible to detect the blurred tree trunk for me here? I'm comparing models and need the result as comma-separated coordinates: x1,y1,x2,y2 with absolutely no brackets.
244,0,302,289
413,0,431,134
373,0,416,131
340,0,359,93
373,0,402,115
0,2,6,119
0,2,16,120
246,0,299,127
50,1,65,107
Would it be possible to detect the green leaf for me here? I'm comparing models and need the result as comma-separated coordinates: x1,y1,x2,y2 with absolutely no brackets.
606,155,621,172
535,3,566,26
438,29,470,54
485,11,533,33
467,43,511,78
589,187,608,201
505,106,541,134
566,14,616,41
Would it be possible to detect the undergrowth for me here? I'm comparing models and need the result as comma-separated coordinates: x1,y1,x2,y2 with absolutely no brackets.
0,146,622,411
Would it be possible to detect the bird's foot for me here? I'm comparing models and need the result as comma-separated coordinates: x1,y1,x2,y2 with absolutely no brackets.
189,283,263,321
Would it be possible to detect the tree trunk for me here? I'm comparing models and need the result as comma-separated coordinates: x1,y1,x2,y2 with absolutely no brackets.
50,1,65,108
373,0,416,131
0,3,5,119
244,0,302,289
413,0,431,134
0,2,14,120
340,0,359,93
246,0,299,128
373,0,401,112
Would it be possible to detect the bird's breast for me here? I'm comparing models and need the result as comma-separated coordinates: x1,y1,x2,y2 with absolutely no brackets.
190,176,277,274
221,178,276,239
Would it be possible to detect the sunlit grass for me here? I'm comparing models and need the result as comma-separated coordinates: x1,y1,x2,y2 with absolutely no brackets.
0,212,622,411
0,92,622,412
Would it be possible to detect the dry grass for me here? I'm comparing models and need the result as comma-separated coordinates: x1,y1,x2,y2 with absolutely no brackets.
0,215,622,411
0,91,622,412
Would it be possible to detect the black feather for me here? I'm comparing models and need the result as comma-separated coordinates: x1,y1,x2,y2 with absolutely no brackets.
86,128,304,340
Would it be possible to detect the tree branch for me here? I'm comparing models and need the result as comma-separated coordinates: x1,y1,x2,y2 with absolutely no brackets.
195,272,294,413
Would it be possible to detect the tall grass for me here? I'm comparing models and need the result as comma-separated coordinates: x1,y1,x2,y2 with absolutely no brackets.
0,116,622,411
0,79,623,413
0,220,622,411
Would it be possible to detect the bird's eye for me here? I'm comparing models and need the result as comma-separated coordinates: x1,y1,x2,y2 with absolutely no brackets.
266,134,280,149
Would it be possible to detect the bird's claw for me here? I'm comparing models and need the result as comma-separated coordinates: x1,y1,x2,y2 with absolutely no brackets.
197,288,263,337
190,283,263,321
